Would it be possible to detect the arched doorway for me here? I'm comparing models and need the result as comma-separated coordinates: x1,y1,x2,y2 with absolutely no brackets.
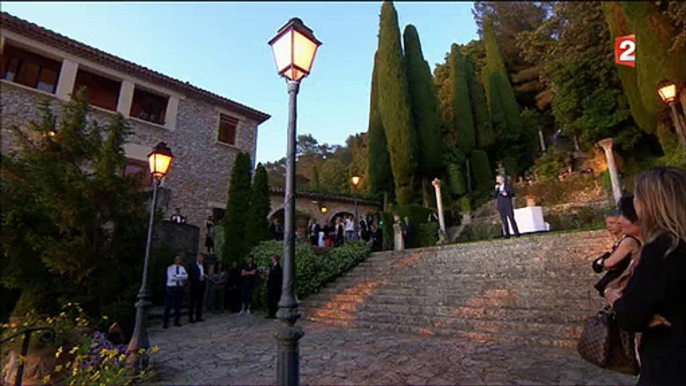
269,208,312,240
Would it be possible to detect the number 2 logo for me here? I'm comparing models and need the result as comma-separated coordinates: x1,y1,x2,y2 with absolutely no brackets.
615,35,636,68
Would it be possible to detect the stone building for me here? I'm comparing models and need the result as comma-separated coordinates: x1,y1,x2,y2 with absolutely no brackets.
0,12,270,246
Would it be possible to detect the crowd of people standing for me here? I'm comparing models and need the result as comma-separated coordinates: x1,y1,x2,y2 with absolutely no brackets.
589,167,685,386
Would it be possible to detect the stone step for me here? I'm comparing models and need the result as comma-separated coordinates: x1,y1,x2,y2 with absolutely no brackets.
305,317,578,349
301,300,594,324
304,308,584,340
304,293,602,313
320,279,599,298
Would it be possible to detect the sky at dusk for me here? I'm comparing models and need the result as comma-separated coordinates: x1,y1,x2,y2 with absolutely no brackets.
2,1,478,163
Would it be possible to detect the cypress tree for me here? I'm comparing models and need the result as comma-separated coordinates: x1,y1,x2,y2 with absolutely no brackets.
244,163,271,251
471,149,493,192
447,163,467,196
601,2,657,134
465,55,495,149
622,2,686,130
377,0,418,205
482,17,523,151
223,152,253,266
403,24,443,205
367,51,394,196
451,44,476,155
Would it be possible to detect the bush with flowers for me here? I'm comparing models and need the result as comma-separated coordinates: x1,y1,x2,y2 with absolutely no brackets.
1,302,158,386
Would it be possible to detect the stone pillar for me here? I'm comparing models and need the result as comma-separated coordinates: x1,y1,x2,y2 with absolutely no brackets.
117,80,135,116
598,138,622,203
55,59,78,101
431,178,446,235
164,96,180,130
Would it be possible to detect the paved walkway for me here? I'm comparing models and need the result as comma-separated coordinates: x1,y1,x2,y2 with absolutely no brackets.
147,312,635,385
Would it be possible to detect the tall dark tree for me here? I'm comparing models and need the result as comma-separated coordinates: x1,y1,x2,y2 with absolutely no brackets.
482,16,523,158
223,152,253,266
403,24,443,206
451,44,476,155
1,89,147,318
244,163,271,250
376,0,418,205
464,55,495,149
367,51,394,196
471,149,494,193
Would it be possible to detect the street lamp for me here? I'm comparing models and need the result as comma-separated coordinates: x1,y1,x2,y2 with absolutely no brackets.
351,175,361,240
657,80,686,147
127,142,173,368
269,17,321,386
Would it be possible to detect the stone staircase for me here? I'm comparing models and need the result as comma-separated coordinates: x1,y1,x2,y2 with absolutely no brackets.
301,230,612,348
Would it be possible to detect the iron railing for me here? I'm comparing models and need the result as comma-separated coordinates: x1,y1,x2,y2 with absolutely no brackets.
0,326,56,386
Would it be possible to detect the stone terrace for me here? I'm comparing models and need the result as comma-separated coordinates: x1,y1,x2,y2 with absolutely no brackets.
148,313,634,385
148,231,636,385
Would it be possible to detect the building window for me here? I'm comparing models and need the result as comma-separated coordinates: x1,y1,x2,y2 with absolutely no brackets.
212,208,226,223
123,158,152,188
217,114,239,145
73,69,121,111
1,44,61,93
130,87,168,125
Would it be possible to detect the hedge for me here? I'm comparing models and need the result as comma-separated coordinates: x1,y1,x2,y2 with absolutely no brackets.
247,240,370,309
417,222,439,247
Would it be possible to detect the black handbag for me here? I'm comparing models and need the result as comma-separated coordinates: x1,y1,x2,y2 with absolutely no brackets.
577,306,639,376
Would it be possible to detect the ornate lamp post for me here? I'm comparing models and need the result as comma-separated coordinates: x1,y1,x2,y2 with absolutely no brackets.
127,142,174,367
269,17,321,386
657,80,686,147
351,175,361,240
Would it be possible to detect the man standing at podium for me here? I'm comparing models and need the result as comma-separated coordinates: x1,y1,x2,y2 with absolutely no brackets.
493,175,520,239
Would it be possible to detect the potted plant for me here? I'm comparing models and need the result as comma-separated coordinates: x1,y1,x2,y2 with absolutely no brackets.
525,194,537,207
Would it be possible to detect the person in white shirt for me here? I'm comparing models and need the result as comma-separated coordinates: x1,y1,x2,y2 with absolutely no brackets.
163,256,188,328
344,216,355,240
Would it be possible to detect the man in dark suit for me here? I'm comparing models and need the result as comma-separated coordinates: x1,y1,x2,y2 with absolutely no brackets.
493,174,520,239
187,254,208,323
266,256,283,319
309,220,320,246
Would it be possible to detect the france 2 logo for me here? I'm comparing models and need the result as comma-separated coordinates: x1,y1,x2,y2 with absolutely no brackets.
615,35,636,68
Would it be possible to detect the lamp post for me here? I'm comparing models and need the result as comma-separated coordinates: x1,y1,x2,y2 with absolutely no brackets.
351,175,361,240
657,80,686,147
127,142,174,367
269,17,321,386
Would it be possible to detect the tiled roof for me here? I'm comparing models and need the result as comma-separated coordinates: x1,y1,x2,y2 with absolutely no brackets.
1,12,271,124
269,188,382,206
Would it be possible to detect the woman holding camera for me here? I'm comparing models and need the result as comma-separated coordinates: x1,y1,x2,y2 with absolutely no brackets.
605,167,686,386
592,197,642,296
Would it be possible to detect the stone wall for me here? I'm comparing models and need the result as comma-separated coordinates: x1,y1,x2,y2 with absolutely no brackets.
152,221,200,262
0,81,259,251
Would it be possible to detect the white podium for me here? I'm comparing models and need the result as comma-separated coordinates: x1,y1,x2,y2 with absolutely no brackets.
512,206,548,234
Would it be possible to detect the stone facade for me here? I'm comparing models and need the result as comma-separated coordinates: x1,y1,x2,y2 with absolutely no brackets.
0,13,269,252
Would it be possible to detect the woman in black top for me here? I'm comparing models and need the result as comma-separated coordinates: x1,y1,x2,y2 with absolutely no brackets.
606,167,686,386
592,197,642,296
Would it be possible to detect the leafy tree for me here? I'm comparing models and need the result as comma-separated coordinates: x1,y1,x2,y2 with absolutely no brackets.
245,163,271,250
319,158,349,194
376,0,418,205
403,24,444,205
0,89,147,319
223,152,253,266
470,149,494,193
451,44,476,155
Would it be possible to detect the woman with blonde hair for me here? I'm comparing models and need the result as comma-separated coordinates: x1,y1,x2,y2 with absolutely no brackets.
605,167,686,386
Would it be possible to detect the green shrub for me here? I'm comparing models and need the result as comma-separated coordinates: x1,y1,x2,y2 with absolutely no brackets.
247,240,370,309
534,147,571,182
456,223,501,242
395,204,432,226
417,223,439,247
380,212,394,251
460,196,472,213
